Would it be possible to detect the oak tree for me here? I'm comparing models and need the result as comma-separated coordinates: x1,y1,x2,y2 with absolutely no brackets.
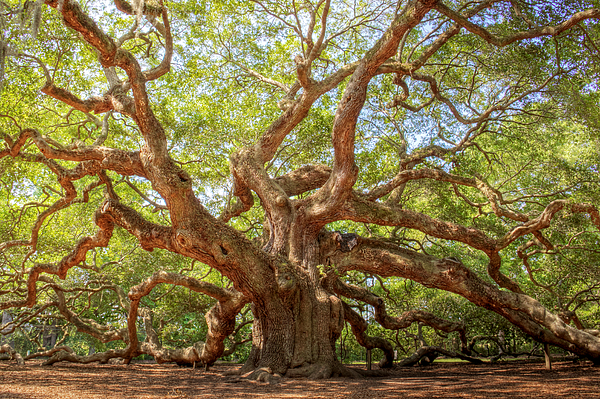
1,0,600,379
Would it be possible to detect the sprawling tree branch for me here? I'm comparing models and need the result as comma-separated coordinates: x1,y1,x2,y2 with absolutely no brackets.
307,0,438,221
435,3,600,47
127,271,249,365
323,235,600,361
1,0,599,378
1,206,115,310
341,301,395,368
2,128,146,177
323,271,468,351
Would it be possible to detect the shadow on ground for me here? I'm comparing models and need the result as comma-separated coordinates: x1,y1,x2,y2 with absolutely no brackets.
0,360,598,398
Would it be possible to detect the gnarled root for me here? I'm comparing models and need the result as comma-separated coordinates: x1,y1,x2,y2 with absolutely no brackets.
333,362,363,379
241,367,282,383
42,348,127,366
285,362,332,379
233,360,361,382
285,361,362,380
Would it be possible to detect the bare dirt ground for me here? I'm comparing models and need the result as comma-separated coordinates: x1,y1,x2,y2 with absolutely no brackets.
1,359,599,398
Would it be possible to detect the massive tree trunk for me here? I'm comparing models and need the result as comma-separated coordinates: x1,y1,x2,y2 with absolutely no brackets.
234,221,347,378
243,283,344,378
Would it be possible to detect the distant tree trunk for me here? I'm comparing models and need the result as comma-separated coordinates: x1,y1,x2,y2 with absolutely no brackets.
544,344,552,370
1,312,14,348
498,330,505,355
43,322,58,350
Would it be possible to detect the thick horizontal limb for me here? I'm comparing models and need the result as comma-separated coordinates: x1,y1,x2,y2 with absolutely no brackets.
41,82,136,116
42,348,129,366
396,346,482,367
3,128,146,177
343,196,599,293
323,234,600,361
101,199,175,252
343,195,497,252
25,346,74,361
274,164,332,197
435,3,600,47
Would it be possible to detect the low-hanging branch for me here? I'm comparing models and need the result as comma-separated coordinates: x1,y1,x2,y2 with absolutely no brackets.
323,233,600,361
396,345,483,368
341,301,395,368
126,271,249,365
323,271,468,351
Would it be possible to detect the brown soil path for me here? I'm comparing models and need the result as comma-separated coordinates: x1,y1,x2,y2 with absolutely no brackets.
0,360,598,398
